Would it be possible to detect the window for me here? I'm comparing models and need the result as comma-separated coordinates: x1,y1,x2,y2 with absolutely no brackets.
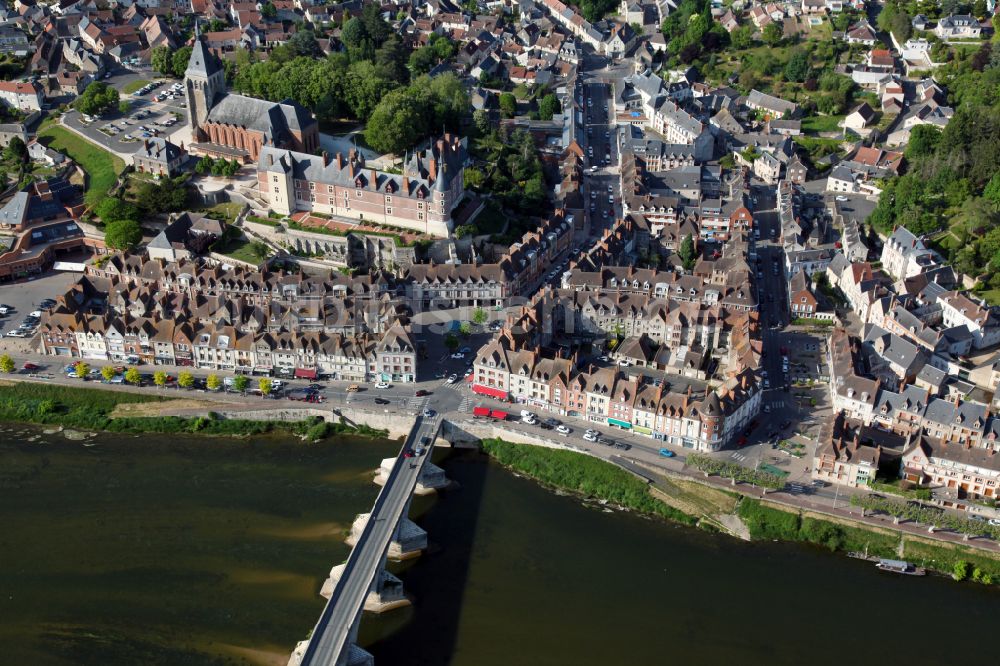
418,202,424,210
417,213,423,220
327,185,333,194
386,208,392,215
272,175,278,183
309,182,315,190
356,189,361,197
385,196,392,203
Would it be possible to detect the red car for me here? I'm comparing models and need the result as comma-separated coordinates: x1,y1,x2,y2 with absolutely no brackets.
403,450,415,458
21,362,40,371
414,389,429,397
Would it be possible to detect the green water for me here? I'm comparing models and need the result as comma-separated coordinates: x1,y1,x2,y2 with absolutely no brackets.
0,425,397,665
2,428,998,666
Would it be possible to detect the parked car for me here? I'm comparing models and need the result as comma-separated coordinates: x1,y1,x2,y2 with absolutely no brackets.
446,374,458,384
658,448,675,458
556,425,571,435
374,381,390,389
583,432,598,442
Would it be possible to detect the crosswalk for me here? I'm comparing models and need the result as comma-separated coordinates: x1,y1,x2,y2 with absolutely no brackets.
770,400,785,409
731,451,748,462
458,396,472,413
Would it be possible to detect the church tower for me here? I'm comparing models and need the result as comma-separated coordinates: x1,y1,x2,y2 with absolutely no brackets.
184,22,225,141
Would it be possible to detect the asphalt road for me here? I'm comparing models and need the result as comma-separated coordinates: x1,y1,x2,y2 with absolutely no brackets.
579,79,620,238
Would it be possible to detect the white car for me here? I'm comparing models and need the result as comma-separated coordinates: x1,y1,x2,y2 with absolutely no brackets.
450,352,464,359
520,410,534,419
583,432,598,442
375,381,390,389
422,408,436,418
521,416,537,425
446,374,458,384
557,425,571,435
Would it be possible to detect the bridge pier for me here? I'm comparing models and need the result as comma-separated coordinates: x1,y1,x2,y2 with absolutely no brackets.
320,562,410,613
347,513,427,560
374,457,449,495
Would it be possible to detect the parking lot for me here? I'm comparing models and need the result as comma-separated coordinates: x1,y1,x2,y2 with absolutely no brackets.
0,270,82,350
62,76,190,159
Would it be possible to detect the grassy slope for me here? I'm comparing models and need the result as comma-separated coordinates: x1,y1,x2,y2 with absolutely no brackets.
38,124,124,200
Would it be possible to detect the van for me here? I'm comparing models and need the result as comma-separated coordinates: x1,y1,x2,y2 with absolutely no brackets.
347,384,360,392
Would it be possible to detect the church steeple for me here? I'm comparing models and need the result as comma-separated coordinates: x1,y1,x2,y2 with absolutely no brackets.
184,24,225,140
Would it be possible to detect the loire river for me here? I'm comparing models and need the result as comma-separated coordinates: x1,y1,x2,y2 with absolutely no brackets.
1,428,996,666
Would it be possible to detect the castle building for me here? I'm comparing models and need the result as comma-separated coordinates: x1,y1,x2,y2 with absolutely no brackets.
184,26,319,163
257,135,467,238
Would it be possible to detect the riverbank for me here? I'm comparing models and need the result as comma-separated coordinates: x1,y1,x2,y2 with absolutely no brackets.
739,498,1000,584
0,381,387,441
480,439,697,526
479,438,1000,587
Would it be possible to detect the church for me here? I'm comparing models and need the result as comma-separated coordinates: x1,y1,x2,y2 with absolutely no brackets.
184,28,319,163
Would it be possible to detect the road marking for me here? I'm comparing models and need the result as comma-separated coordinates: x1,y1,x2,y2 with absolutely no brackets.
731,452,747,462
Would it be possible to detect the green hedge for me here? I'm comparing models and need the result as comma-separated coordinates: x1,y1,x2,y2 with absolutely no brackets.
481,438,697,525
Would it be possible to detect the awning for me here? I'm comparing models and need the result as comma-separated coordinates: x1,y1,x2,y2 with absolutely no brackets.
490,409,509,420
473,384,508,400
607,418,632,429
473,407,491,417
294,368,318,379
633,426,652,435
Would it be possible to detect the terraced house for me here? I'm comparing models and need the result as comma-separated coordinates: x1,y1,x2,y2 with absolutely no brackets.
471,329,761,451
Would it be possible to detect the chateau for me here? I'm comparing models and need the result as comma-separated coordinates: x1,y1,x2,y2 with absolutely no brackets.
257,134,467,238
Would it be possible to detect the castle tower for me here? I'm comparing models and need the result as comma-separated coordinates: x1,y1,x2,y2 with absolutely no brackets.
184,22,225,141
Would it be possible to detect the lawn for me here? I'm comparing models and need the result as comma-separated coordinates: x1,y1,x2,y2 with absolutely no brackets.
38,124,124,204
802,114,844,134
121,79,150,94
211,228,264,264
198,201,244,222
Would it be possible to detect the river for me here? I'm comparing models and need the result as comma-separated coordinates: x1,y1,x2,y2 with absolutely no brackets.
1,427,996,666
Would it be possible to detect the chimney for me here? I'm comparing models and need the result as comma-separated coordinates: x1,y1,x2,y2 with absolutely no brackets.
370,168,376,184
268,154,273,166
335,152,343,168
322,150,329,167
403,176,409,192
429,157,437,182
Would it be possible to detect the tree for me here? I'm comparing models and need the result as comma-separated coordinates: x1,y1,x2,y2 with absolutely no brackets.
0,353,14,373
104,219,142,250
953,559,971,581
472,307,488,325
135,178,189,214
124,367,141,385
678,234,696,270
762,23,783,47
538,93,561,120
153,370,167,388
983,172,1000,206
178,370,194,389
94,197,139,224
206,373,221,391
195,155,215,174
907,125,941,159
260,1,277,19
287,29,321,57
444,333,459,350
171,46,193,78
258,377,272,396
101,365,116,382
458,321,472,337
75,82,119,116
473,109,491,135
889,10,912,43
233,374,249,393
784,51,811,83
364,89,423,154
499,92,517,118
249,240,270,261
731,24,754,50
117,100,130,114
151,46,172,76
74,361,90,379
3,136,26,163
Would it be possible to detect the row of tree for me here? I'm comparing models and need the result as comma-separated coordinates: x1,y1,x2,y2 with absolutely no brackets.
195,156,242,177
45,359,278,395
850,493,1000,542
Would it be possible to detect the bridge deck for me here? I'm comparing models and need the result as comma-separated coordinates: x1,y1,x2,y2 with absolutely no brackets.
299,415,439,666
